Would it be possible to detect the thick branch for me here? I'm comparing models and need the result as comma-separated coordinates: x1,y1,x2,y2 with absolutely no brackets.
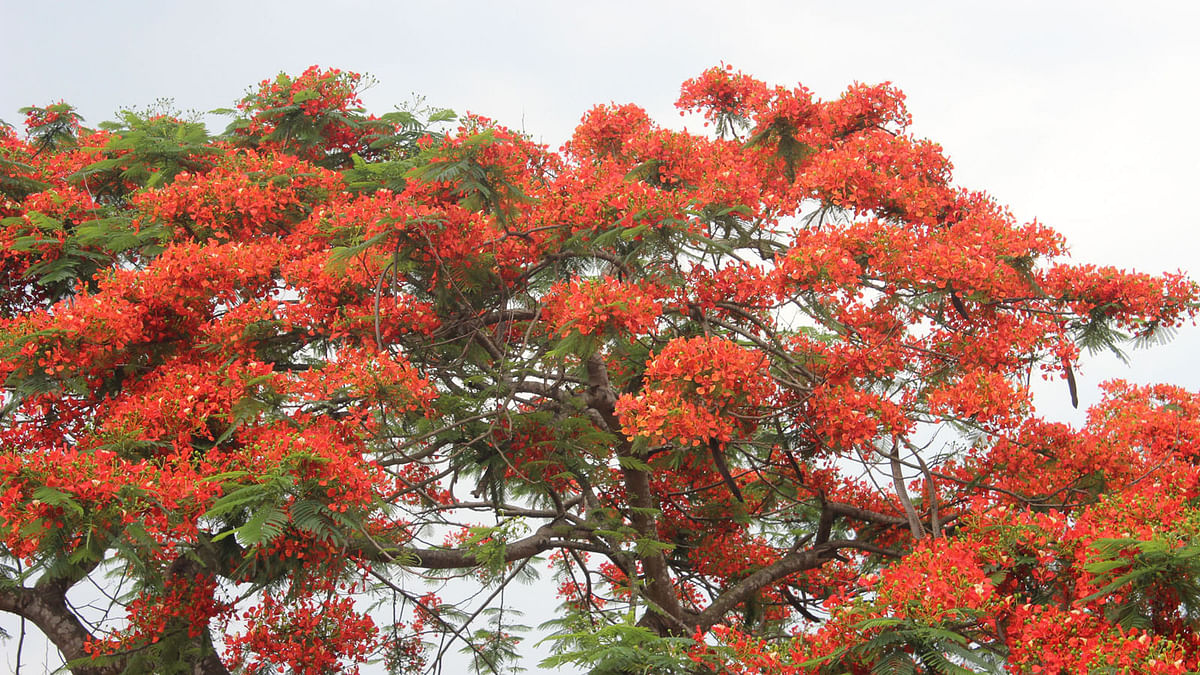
824,501,908,526
693,543,831,630
409,528,555,569
355,522,602,570
581,352,687,633
888,440,925,539
693,539,899,630
0,585,121,675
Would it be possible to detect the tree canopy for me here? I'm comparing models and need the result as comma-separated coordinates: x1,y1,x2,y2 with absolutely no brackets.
2,65,1199,674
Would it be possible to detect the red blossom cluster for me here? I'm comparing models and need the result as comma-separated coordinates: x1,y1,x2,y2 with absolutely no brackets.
234,66,381,165
543,275,664,338
617,336,775,446
225,592,379,674
2,65,1200,674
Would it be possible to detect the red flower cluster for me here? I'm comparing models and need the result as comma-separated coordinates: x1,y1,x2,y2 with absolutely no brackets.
225,593,379,675
234,66,380,163
617,336,774,445
3,64,1200,674
543,276,663,338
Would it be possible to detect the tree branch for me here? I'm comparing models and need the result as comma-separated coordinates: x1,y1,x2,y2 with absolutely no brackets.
0,585,121,675
887,438,925,539
693,543,830,630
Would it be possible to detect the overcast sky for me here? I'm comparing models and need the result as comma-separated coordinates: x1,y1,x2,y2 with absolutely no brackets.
3,0,1199,671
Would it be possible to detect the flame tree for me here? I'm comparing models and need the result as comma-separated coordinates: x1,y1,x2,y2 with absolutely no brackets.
2,65,1199,674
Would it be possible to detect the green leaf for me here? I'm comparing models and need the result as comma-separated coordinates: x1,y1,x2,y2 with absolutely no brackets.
616,454,652,472
289,498,342,541
872,652,916,675
31,486,85,517
199,471,250,483
291,89,320,104
235,504,287,547
853,617,905,630
633,538,675,556
204,484,271,519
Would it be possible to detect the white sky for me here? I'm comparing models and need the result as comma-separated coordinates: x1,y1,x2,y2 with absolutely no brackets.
2,0,1199,671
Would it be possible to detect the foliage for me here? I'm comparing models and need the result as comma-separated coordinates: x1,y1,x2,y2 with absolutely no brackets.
1,64,1199,675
